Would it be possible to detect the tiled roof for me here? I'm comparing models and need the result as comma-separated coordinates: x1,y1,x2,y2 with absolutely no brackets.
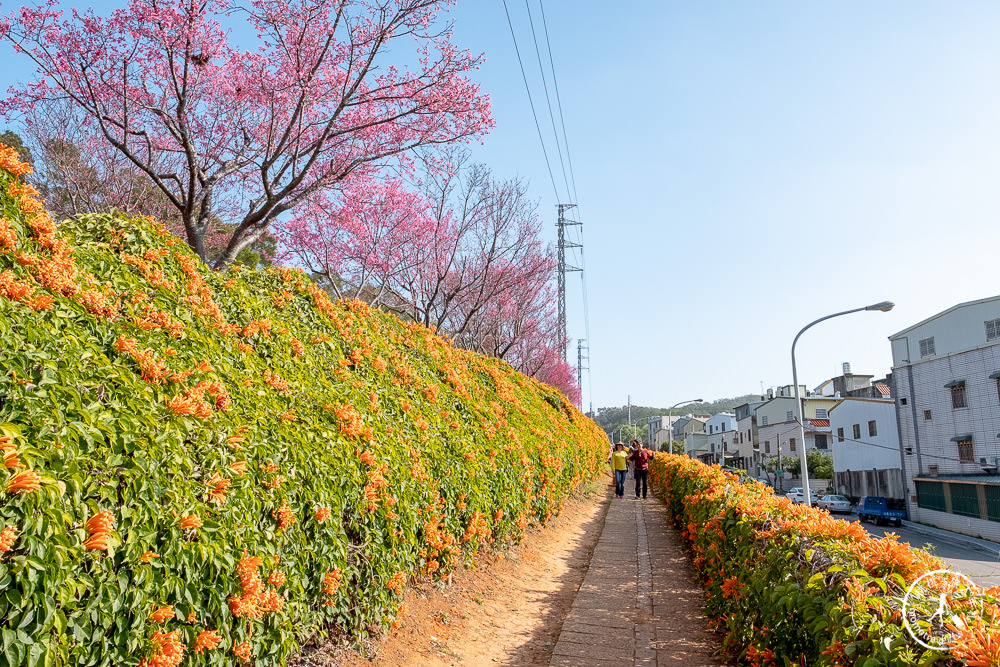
874,382,891,396
810,419,830,427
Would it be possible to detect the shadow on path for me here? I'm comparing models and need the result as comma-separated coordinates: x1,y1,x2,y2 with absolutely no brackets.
550,489,728,667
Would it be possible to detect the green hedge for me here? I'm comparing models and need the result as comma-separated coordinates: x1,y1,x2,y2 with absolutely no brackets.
0,145,608,666
649,454,1000,666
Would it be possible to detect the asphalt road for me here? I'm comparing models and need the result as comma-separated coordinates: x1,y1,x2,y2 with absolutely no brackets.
848,514,1000,588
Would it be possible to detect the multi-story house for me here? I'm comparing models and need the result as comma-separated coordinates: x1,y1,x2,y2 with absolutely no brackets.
828,396,902,499
646,415,680,450
734,400,766,477
891,295,1000,540
817,362,893,400
675,415,709,460
705,413,737,466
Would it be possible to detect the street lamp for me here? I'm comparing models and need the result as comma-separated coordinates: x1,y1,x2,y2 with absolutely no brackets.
791,301,894,507
666,398,703,455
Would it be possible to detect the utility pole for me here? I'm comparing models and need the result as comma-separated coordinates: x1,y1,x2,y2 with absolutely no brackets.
556,204,582,362
576,340,588,410
628,395,632,429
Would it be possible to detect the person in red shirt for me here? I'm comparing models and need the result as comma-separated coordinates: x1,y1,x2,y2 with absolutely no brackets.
630,440,655,499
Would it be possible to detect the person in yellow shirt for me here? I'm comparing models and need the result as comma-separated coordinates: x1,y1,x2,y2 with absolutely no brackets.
610,442,629,498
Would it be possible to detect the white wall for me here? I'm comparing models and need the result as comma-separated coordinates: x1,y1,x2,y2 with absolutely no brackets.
896,343,1000,478
890,296,1000,367
829,398,900,472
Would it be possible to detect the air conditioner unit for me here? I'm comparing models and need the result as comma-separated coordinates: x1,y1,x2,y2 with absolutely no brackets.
928,465,939,477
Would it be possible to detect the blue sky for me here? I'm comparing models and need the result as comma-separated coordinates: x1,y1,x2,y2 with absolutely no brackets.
447,1,1000,411
4,1,1000,411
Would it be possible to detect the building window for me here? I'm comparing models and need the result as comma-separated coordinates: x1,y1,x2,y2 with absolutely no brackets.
987,318,1000,341
789,438,796,452
924,410,932,421
853,424,861,440
919,337,936,357
951,384,968,409
815,434,828,450
786,410,794,422
815,408,828,419
761,415,768,426
900,397,907,406
837,427,844,443
996,378,1000,403
739,432,743,444
957,438,974,463
868,420,877,437
764,440,771,453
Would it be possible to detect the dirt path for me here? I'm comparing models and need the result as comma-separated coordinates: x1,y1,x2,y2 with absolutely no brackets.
296,482,611,666
295,481,727,666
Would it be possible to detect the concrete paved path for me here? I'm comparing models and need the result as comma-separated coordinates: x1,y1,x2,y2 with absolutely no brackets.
550,489,728,667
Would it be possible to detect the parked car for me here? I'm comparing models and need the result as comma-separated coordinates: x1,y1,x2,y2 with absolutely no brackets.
857,496,906,527
817,494,852,514
785,487,819,504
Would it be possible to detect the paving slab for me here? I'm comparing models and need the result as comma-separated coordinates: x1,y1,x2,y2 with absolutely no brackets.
549,489,729,666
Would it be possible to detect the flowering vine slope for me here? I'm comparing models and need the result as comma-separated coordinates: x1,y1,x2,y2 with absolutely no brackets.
650,454,1000,666
0,144,608,667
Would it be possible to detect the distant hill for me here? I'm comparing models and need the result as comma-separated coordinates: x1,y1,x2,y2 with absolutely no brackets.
592,395,762,438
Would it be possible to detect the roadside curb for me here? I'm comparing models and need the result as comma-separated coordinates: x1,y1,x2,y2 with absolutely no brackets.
899,520,1000,558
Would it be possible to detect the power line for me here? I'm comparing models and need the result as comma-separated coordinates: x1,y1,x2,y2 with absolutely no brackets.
537,0,579,204
761,427,973,467
524,0,571,202
501,0,561,201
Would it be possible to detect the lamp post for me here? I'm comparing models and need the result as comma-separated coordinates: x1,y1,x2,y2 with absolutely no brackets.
792,301,894,507
721,437,727,467
667,398,703,455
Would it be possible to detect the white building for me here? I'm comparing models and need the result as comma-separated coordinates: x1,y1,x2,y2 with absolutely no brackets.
646,415,680,450
704,412,737,465
891,295,1000,541
828,397,903,499
733,401,765,476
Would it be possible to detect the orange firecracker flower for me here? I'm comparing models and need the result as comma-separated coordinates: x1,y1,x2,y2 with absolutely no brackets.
272,503,295,531
139,630,185,667
0,145,32,176
151,605,174,623
83,511,115,550
315,507,331,523
205,473,231,504
268,570,286,586
3,450,23,469
192,630,221,654
178,514,203,530
197,360,214,373
0,526,18,553
140,551,159,563
386,572,406,596
233,641,252,663
6,469,41,494
230,460,248,475
323,569,342,597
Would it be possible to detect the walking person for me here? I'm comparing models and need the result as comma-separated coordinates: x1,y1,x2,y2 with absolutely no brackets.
630,441,655,500
610,442,629,498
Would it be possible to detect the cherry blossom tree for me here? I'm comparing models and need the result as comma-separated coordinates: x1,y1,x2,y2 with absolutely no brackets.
273,173,435,304
393,161,554,338
0,0,492,268
274,156,578,400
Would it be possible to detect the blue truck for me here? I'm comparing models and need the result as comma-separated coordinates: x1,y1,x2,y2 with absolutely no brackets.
856,496,906,527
